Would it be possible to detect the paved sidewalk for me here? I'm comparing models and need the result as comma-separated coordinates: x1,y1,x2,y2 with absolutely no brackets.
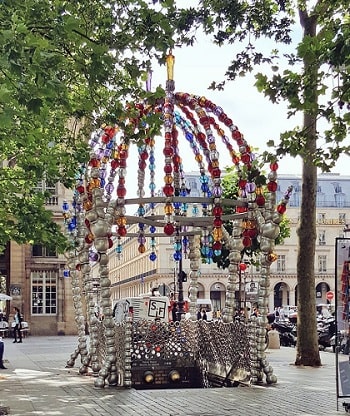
0,336,347,415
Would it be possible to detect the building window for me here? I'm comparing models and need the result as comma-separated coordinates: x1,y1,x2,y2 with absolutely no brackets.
318,230,326,246
34,180,56,195
318,213,326,222
277,255,286,272
34,180,58,205
32,245,57,257
318,255,327,273
31,271,57,315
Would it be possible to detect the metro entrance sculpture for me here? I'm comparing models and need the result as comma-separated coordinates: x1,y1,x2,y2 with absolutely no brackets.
63,52,292,388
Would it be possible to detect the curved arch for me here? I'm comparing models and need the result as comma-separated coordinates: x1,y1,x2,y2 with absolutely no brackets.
273,282,291,308
210,281,226,314
316,281,330,305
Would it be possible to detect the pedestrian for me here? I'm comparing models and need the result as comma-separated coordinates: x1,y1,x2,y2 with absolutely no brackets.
197,309,202,320
202,309,207,321
0,337,6,369
13,307,23,343
274,307,280,322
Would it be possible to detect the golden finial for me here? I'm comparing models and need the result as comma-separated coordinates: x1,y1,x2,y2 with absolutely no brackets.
166,50,175,81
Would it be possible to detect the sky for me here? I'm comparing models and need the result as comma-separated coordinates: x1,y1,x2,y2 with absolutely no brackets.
122,19,349,202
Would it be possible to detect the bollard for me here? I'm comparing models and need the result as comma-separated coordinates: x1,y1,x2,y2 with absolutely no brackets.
268,329,280,349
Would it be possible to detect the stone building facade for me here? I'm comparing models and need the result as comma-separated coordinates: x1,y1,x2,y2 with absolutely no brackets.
106,172,348,315
0,182,77,335
1,172,348,335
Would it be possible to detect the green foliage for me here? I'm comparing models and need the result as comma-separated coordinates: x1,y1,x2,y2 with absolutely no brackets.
0,0,191,253
211,165,291,269
181,1,350,171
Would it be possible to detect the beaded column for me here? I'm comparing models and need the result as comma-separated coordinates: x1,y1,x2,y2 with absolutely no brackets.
253,163,281,384
188,234,201,320
223,219,243,323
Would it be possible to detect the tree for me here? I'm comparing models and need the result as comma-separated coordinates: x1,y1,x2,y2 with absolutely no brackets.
181,1,350,366
0,0,189,253
212,165,291,269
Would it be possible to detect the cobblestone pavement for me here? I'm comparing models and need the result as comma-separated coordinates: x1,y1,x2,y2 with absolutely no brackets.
0,336,348,415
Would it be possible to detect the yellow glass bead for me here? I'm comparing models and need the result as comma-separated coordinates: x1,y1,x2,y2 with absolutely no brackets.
116,216,127,226
164,204,174,215
212,227,223,240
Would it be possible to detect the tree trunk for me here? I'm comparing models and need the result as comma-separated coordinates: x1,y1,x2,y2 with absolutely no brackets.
295,9,321,366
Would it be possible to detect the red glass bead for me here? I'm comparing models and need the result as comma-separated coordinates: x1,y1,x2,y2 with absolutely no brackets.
172,155,181,164
89,158,100,168
118,226,127,237
232,130,242,140
212,205,223,216
267,181,278,192
239,263,247,271
270,162,279,171
242,236,252,247
212,241,222,251
256,195,266,206
236,206,248,213
241,153,251,164
277,204,287,214
164,223,175,236
212,167,221,177
248,228,258,238
164,164,173,174
213,218,223,227
238,179,247,189
110,159,119,169
139,160,146,169
119,158,127,168
163,147,174,157
117,185,127,198
163,184,174,196
119,149,128,159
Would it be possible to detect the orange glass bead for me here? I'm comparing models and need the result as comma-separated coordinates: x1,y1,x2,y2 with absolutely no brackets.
138,244,146,254
83,200,92,211
163,175,173,184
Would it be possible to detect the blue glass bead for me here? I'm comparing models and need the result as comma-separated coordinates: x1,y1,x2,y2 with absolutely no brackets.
173,252,182,261
138,206,146,216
